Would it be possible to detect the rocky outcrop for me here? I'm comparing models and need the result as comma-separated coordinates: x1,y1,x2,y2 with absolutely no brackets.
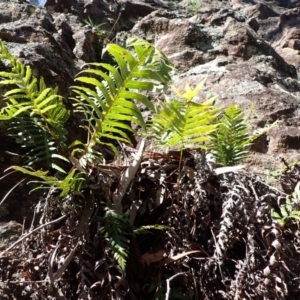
129,0,300,172
0,0,300,218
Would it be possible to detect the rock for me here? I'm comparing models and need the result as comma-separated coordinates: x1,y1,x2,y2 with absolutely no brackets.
129,0,300,171
243,3,279,20
0,221,22,251
0,0,299,204
44,0,72,13
72,29,100,62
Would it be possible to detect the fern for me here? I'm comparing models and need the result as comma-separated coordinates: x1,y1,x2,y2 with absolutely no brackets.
211,105,278,166
210,104,250,167
150,81,220,150
100,204,132,273
100,204,171,273
71,37,173,163
6,166,86,197
0,40,69,172
272,182,300,227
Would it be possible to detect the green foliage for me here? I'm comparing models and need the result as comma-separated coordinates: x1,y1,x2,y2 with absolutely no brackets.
0,40,69,172
99,204,171,273
187,0,201,15
100,204,132,273
133,224,173,235
0,38,174,274
7,166,86,197
265,160,299,184
71,37,173,164
210,104,278,166
210,104,250,166
265,168,283,185
1,36,280,283
150,81,219,150
84,17,108,40
272,182,300,227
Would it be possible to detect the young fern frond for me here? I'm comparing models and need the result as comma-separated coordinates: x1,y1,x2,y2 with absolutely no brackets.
151,81,220,150
71,37,173,162
0,40,69,172
210,104,250,166
100,204,132,273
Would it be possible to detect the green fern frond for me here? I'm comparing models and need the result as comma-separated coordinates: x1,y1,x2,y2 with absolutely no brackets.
0,40,69,170
210,104,250,166
71,38,173,162
100,204,132,273
7,166,86,197
151,81,220,150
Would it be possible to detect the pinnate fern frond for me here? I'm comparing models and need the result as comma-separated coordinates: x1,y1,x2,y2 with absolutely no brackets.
0,40,69,171
100,204,132,273
151,81,220,150
6,166,86,197
210,104,250,166
71,37,173,160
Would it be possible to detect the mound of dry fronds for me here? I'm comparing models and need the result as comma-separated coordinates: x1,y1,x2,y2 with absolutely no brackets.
1,150,300,300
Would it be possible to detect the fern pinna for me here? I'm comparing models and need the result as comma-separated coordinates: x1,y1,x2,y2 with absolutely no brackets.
70,37,173,164
0,40,69,172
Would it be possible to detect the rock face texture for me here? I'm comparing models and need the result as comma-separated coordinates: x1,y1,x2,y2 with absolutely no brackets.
0,0,299,223
130,1,300,172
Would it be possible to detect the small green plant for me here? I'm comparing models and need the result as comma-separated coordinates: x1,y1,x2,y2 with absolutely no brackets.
210,104,251,167
99,203,132,273
265,168,283,184
150,81,219,151
99,203,171,274
272,182,300,227
265,160,299,184
84,17,108,40
187,0,201,15
210,104,277,167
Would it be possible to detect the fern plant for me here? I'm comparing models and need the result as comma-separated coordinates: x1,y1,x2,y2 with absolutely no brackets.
84,17,108,40
210,104,278,167
70,37,173,166
272,182,300,228
6,166,86,197
150,81,220,150
210,105,250,167
100,203,132,273
0,40,69,172
0,37,173,181
99,203,171,274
